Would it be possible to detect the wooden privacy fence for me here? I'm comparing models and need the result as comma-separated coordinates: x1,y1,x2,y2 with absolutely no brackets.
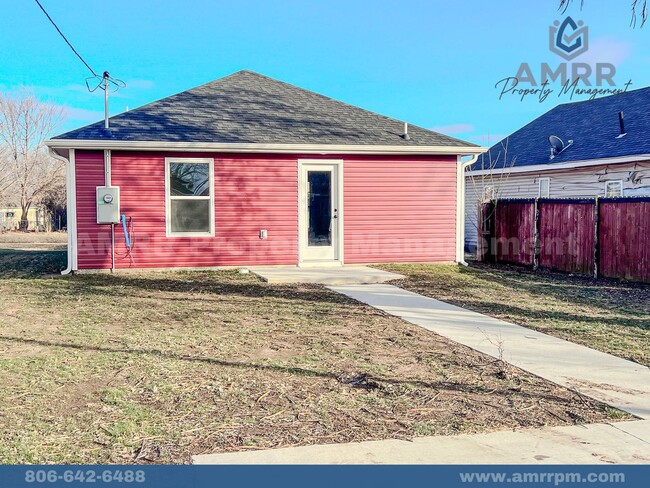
479,197,650,283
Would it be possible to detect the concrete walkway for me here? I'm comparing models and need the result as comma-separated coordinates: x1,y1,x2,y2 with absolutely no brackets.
194,280,650,464
249,265,404,285
330,284,650,420
193,420,650,464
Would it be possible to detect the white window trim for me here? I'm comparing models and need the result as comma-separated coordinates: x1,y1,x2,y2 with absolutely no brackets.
604,180,624,198
165,157,215,237
538,177,550,198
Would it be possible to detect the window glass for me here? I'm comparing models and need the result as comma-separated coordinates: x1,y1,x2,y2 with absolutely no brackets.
170,163,210,196
308,171,332,246
170,199,211,233
605,181,622,198
167,160,213,235
539,178,550,198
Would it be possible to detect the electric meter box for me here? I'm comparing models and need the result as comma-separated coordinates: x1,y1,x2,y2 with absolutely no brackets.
96,186,120,224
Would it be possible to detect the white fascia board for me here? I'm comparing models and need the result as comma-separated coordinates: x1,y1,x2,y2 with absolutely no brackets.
467,153,650,176
45,139,488,156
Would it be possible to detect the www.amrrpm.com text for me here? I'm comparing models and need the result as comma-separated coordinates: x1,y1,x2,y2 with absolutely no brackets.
459,471,625,485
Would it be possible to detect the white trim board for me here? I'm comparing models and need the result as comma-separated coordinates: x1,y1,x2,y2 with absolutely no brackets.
48,148,77,274
47,139,487,156
164,157,215,237
297,159,344,267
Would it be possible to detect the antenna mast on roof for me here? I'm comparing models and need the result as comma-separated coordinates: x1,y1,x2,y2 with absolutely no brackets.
103,72,109,129
85,72,126,129
34,0,126,129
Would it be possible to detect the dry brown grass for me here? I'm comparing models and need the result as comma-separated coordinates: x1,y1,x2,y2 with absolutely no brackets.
0,251,624,464
378,262,650,367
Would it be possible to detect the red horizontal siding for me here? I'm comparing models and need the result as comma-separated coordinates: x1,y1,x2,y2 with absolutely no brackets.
75,151,112,270
75,151,458,269
343,156,457,263
109,152,298,269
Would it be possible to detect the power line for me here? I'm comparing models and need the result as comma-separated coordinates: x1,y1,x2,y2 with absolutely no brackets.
34,0,97,76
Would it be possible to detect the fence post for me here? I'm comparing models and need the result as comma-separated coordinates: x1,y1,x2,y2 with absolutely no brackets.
593,197,600,278
533,198,541,270
479,200,495,262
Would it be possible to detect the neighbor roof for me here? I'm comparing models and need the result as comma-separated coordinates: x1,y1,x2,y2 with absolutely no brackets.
54,70,476,148
473,86,650,171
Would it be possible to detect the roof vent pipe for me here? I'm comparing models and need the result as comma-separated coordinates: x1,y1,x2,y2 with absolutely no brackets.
617,111,627,138
402,122,411,140
103,71,110,129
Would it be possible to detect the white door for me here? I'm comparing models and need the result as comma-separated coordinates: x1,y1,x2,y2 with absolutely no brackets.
299,160,342,265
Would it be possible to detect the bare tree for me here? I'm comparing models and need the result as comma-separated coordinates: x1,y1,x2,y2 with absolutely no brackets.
0,145,14,204
40,182,67,231
559,0,647,27
466,139,517,261
0,90,65,231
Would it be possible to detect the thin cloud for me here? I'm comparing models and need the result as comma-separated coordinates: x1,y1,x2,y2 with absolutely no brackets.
125,79,155,90
430,123,475,134
575,36,633,66
468,133,509,145
63,106,104,122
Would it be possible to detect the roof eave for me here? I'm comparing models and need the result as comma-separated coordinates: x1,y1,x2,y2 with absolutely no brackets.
467,152,650,176
45,139,487,156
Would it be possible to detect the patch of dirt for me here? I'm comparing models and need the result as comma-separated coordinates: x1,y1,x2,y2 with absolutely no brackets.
0,267,630,464
56,377,108,416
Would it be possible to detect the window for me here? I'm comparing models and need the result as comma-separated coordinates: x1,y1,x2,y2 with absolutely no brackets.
165,158,214,236
538,177,550,198
604,180,623,198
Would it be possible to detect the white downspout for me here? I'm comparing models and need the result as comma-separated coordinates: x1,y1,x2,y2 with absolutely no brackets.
456,154,480,267
49,147,76,275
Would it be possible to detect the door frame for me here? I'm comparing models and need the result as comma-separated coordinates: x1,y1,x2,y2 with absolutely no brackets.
297,159,344,267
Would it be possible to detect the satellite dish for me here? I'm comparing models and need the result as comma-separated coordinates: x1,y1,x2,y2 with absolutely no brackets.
549,135,565,153
548,135,573,160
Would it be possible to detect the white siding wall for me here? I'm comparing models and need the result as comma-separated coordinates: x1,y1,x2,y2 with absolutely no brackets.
464,160,650,251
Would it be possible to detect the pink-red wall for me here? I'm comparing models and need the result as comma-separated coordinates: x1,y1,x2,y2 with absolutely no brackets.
74,150,457,270
343,155,457,263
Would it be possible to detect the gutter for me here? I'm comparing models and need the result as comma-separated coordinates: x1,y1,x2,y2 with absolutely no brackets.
467,153,650,176
456,154,482,267
45,139,488,156
49,148,75,275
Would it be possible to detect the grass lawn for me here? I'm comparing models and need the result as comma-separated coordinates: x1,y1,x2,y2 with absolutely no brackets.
0,248,623,464
378,263,650,367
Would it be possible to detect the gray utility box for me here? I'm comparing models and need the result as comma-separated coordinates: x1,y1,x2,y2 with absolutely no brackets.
96,186,121,224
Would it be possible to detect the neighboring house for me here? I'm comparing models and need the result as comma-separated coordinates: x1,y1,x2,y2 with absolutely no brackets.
465,86,650,252
46,70,485,272
0,206,47,231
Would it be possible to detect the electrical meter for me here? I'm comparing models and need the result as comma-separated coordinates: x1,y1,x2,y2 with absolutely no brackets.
96,186,120,224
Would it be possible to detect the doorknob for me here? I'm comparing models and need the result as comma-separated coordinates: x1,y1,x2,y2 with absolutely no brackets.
333,209,338,219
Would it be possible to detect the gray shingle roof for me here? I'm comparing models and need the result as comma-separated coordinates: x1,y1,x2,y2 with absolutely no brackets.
54,70,476,148
474,87,650,170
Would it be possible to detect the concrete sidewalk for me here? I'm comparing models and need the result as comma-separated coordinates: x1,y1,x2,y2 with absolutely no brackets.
249,266,404,285
193,281,650,465
193,420,650,464
330,284,650,420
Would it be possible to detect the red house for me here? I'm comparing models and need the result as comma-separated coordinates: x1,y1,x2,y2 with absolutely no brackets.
47,71,485,273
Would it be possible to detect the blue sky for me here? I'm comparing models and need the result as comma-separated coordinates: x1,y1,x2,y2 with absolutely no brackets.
1,0,648,145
